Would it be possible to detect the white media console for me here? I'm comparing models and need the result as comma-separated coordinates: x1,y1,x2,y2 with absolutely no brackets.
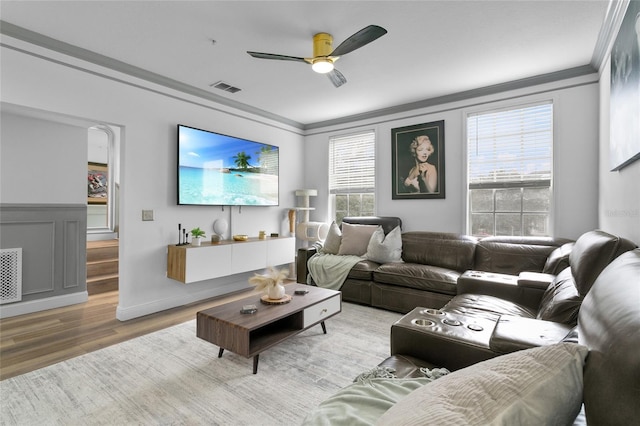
167,236,295,283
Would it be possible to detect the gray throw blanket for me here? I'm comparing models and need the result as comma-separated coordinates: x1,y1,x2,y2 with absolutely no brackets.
302,366,450,425
306,252,363,290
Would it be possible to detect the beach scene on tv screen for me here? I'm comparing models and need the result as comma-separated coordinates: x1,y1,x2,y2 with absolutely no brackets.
178,126,279,206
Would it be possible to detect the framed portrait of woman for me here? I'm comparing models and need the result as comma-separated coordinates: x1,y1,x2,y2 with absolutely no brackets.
392,120,445,199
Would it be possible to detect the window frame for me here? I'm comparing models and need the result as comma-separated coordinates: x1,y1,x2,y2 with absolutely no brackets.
465,100,554,237
328,130,376,224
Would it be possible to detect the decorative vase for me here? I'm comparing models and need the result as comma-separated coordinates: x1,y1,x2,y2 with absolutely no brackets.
268,283,285,300
288,209,296,236
192,236,202,246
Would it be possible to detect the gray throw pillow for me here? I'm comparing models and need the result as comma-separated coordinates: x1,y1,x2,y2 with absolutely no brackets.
365,226,402,263
337,223,378,256
378,342,588,426
321,221,342,255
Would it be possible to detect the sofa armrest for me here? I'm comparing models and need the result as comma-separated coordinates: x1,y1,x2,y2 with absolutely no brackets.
489,315,573,354
542,242,574,275
296,244,320,284
517,272,555,290
457,271,545,310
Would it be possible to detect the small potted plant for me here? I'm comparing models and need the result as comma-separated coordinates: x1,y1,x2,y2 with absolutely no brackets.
190,227,206,246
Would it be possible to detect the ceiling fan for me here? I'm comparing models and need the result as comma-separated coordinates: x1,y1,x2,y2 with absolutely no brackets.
247,25,387,88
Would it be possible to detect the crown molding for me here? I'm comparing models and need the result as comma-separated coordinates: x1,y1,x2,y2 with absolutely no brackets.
1,18,605,133
0,20,305,130
305,65,597,130
590,0,630,71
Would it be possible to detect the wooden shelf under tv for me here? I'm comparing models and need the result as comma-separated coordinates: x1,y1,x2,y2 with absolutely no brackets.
167,236,295,284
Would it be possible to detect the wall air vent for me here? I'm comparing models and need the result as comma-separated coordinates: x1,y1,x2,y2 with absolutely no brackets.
1,248,22,304
210,81,241,94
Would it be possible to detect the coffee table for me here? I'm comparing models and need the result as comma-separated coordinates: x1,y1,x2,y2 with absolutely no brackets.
196,285,341,373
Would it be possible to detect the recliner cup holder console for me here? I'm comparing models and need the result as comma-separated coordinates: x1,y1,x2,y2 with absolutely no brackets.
411,318,436,327
420,308,445,316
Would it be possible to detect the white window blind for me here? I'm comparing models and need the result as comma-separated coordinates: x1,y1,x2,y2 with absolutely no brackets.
468,102,553,188
329,131,376,194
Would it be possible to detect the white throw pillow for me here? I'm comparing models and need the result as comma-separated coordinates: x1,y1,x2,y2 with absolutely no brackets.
338,223,378,256
365,226,403,263
320,222,342,255
377,342,588,426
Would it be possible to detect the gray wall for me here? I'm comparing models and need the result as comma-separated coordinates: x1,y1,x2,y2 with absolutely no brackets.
1,41,305,320
0,204,87,314
598,59,640,243
303,75,601,241
0,112,88,316
1,112,88,203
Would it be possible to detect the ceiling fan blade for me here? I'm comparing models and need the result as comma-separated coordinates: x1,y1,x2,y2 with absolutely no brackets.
247,51,308,63
330,25,387,57
327,69,347,88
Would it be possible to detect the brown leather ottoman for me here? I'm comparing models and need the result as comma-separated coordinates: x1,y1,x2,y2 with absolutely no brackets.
388,307,500,371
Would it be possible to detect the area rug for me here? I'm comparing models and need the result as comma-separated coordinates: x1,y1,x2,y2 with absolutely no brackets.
0,303,402,425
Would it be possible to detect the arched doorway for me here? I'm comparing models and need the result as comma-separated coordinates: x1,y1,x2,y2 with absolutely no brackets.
87,125,120,295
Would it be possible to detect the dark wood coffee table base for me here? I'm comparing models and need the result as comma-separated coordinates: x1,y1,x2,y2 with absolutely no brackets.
198,286,341,373
217,321,328,374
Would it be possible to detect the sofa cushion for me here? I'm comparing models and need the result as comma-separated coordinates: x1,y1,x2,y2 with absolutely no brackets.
490,315,575,354
365,226,403,264
320,221,341,254
374,263,460,295
569,230,637,296
378,342,588,426
337,223,378,256
401,232,477,271
535,267,582,325
346,260,381,281
442,293,537,320
475,236,566,275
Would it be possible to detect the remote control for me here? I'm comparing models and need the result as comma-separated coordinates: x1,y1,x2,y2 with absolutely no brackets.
240,304,257,314
294,289,309,295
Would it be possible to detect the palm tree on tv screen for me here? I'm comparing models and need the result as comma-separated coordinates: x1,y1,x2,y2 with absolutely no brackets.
233,151,251,170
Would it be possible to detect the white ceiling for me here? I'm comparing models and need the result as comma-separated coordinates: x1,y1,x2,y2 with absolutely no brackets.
0,1,611,128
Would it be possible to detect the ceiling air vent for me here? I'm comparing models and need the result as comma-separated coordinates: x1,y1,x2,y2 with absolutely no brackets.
210,81,241,94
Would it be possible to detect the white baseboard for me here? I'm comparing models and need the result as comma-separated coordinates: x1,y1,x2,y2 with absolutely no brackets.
115,280,251,321
0,292,89,319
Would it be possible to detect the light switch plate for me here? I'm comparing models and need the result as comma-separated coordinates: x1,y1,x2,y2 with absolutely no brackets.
142,210,154,221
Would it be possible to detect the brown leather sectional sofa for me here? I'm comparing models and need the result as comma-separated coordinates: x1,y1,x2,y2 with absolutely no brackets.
304,248,640,425
297,216,575,313
302,219,638,424
383,228,637,371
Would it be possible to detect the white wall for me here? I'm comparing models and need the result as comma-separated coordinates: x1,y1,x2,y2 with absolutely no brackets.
598,58,640,243
1,112,87,204
304,75,601,240
1,39,305,320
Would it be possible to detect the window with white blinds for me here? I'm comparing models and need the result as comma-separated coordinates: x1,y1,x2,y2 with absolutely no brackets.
468,102,553,188
467,102,553,237
329,131,376,193
328,131,376,222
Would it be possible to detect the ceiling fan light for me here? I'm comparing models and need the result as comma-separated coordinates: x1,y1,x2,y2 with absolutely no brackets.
312,59,334,74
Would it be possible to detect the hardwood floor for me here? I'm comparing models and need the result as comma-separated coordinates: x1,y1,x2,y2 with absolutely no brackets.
0,286,273,381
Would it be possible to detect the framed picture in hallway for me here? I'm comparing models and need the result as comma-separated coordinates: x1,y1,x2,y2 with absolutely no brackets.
88,162,108,204
392,120,445,199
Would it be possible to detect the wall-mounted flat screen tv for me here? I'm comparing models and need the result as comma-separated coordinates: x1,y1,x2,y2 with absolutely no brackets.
177,125,279,206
